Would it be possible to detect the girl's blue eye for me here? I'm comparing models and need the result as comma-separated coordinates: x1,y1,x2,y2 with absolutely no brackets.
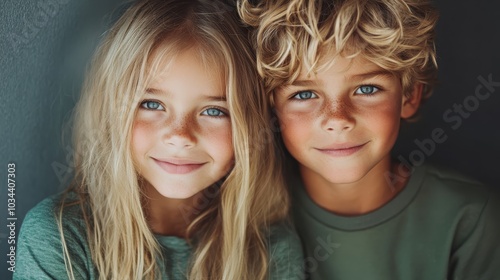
202,108,226,117
355,85,379,95
140,101,164,110
292,91,318,100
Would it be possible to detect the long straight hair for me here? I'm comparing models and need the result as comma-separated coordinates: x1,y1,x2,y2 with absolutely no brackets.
58,0,289,279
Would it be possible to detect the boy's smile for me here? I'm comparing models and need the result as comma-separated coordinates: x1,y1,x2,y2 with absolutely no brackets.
274,55,420,213
315,141,370,157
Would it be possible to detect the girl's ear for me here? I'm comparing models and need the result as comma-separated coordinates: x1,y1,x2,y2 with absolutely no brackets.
401,83,423,119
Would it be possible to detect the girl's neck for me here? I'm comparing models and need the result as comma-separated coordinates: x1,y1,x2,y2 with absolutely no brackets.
142,184,207,238
300,156,410,216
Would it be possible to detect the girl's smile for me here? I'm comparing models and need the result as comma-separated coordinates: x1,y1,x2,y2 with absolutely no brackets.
153,157,207,175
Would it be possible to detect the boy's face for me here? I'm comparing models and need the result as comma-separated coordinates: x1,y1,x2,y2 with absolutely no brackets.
274,56,418,186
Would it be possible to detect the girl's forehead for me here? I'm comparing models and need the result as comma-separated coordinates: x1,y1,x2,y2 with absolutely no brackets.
145,46,227,94
148,42,226,77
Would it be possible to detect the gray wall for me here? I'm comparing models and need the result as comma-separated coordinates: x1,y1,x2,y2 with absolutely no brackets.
0,0,499,279
393,0,500,184
0,0,126,278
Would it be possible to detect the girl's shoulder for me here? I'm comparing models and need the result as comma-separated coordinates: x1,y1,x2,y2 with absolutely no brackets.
267,222,301,246
14,191,94,279
23,191,85,228
267,222,305,279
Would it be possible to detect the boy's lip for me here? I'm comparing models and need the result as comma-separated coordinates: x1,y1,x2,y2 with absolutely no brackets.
315,142,369,157
152,157,206,174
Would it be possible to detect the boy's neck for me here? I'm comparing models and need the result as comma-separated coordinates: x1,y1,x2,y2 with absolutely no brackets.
300,156,410,216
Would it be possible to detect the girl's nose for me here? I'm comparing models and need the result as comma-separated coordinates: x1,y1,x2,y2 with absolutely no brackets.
163,116,197,148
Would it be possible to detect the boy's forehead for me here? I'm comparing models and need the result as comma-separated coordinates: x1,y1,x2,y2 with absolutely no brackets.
292,55,391,83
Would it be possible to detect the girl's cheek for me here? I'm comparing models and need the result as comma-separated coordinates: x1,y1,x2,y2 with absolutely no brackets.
131,121,152,152
200,121,232,145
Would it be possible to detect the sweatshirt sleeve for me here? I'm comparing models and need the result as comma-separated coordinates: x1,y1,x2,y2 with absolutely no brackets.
14,196,93,280
267,223,305,280
449,188,500,280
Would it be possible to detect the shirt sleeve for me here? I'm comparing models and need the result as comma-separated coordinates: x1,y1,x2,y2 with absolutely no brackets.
449,188,500,280
14,196,92,280
267,223,306,280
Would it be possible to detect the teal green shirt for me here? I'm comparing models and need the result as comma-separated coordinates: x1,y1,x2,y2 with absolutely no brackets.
14,193,304,279
291,164,500,280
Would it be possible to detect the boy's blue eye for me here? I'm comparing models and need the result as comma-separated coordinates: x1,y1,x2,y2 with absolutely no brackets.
292,91,318,100
202,108,226,117
355,85,379,95
140,100,164,110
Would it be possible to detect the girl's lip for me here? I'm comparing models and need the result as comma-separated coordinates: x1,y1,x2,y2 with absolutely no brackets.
153,158,206,174
153,157,205,165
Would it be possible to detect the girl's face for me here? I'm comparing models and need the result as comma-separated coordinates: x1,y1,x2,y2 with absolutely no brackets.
132,47,233,199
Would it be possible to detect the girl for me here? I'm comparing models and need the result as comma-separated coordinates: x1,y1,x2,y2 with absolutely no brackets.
14,0,304,279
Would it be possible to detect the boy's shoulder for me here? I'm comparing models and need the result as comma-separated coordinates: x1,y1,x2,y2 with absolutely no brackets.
414,164,500,278
411,163,499,238
414,163,494,206
418,163,483,186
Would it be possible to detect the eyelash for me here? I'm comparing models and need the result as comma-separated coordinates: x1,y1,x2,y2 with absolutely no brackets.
201,106,228,118
354,84,382,95
289,84,383,101
290,91,318,101
139,100,228,118
140,100,164,110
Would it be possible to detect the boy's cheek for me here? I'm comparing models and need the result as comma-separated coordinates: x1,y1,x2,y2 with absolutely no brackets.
278,106,318,133
278,114,312,144
276,104,317,122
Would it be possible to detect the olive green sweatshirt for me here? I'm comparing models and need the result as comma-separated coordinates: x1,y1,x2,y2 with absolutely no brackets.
15,193,304,279
291,164,500,280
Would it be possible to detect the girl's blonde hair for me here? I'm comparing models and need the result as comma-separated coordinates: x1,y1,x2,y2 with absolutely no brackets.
58,0,289,279
238,0,439,100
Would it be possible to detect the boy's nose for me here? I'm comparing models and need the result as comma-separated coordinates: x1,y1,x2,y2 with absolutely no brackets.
162,116,196,148
321,99,355,132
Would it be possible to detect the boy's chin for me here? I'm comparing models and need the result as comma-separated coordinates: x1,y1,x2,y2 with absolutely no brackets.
303,165,370,186
320,172,366,185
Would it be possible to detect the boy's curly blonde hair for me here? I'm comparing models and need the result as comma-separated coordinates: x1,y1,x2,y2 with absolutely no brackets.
238,0,438,100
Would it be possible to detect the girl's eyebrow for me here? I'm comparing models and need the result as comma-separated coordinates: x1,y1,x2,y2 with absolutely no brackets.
145,88,226,101
202,95,226,102
145,88,164,95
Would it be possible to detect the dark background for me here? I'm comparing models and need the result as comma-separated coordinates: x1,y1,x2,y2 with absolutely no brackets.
1,0,499,279
393,0,500,185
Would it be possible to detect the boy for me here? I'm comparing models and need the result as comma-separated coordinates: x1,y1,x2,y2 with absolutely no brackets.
238,0,500,279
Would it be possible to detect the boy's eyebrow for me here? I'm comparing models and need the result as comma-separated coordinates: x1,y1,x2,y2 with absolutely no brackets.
349,70,394,81
288,80,317,87
145,88,226,101
284,70,393,88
